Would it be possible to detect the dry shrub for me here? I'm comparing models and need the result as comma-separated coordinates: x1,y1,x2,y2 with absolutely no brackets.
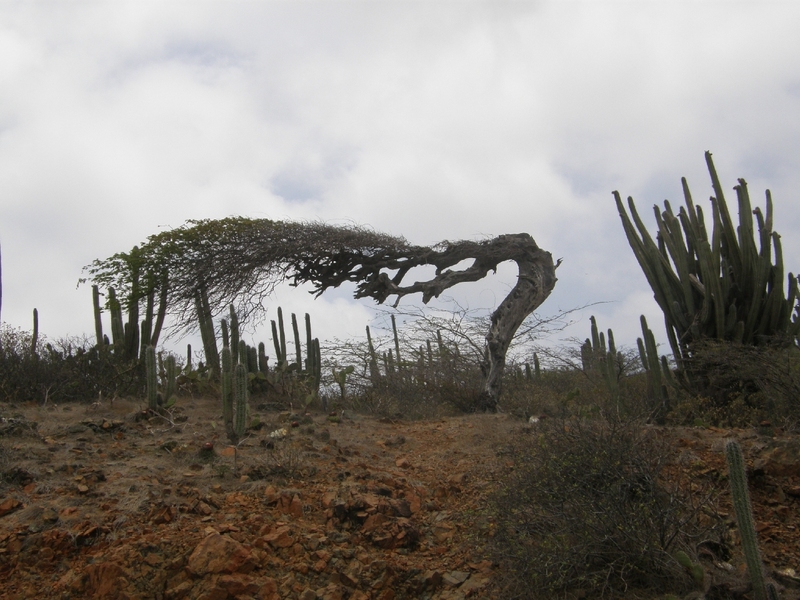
678,339,800,427
488,417,723,598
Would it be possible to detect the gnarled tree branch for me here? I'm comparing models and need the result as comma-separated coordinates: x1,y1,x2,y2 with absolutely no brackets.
84,218,558,409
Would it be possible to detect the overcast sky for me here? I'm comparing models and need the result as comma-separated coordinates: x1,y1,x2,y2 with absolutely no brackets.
1,1,799,363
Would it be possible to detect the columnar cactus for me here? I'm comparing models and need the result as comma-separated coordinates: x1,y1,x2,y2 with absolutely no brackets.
221,346,233,429
582,316,620,400
146,345,158,411
257,342,268,374
291,312,302,368
271,307,287,366
108,287,125,352
725,439,776,600
237,339,248,368
366,325,380,383
616,152,800,369
163,354,177,406
229,304,240,364
234,363,248,439
92,285,104,349
194,286,219,375
31,308,39,358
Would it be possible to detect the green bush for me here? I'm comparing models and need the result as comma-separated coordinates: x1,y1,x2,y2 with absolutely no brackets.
488,416,724,598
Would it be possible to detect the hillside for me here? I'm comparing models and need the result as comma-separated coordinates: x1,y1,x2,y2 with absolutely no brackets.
0,398,798,599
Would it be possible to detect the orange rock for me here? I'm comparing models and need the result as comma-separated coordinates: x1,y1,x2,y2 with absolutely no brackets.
84,561,128,598
263,525,294,549
187,533,257,575
0,497,21,517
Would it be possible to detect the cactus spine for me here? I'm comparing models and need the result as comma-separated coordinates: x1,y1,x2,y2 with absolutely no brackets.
725,440,774,600
146,345,158,411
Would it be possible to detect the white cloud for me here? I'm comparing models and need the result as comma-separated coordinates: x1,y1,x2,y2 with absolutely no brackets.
1,1,799,362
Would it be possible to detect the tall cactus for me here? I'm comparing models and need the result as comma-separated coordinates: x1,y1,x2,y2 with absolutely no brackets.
146,345,158,411
582,316,621,400
391,314,402,370
163,354,177,406
258,342,268,374
92,285,104,349
221,346,234,433
271,306,287,366
229,304,240,364
233,363,248,440
725,440,779,600
366,325,380,383
238,339,248,368
291,312,302,368
194,286,219,376
616,152,800,370
108,287,125,353
31,308,39,358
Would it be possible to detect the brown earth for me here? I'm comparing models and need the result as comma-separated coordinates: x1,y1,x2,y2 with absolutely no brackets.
0,397,798,600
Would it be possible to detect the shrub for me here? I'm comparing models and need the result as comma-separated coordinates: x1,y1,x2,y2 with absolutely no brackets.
677,338,800,426
0,324,145,403
488,416,723,598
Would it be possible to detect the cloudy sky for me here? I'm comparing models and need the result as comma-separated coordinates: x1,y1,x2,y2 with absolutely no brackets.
1,1,799,363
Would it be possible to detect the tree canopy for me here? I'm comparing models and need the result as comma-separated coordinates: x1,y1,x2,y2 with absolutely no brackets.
84,217,558,409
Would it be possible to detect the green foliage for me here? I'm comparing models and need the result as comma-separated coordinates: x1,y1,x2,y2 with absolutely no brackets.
616,152,800,372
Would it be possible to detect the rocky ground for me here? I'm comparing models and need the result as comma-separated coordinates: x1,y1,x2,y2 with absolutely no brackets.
0,396,798,600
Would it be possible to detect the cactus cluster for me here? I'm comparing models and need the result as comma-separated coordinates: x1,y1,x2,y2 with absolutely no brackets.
144,345,178,412
581,315,622,401
92,275,167,363
616,152,799,370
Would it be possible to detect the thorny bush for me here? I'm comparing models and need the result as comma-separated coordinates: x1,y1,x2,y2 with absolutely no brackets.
488,416,724,598
0,325,145,404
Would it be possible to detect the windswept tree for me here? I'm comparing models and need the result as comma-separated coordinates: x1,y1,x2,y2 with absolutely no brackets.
85,218,558,410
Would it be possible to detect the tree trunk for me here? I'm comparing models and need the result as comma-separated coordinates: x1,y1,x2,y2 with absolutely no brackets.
478,238,558,411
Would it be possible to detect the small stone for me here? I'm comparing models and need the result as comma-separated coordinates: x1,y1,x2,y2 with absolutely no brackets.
442,571,470,586
395,457,411,469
